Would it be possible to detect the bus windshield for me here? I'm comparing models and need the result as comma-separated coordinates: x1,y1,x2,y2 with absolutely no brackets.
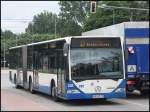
70,48,123,80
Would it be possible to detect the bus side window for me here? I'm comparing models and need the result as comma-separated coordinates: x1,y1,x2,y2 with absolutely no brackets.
49,55,56,74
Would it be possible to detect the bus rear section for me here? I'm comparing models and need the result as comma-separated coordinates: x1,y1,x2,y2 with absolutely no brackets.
63,37,126,100
125,28,149,94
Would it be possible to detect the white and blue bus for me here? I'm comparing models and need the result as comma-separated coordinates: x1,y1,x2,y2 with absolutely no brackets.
9,36,126,101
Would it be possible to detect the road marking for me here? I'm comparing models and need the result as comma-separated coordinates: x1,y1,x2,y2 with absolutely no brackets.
117,99,149,108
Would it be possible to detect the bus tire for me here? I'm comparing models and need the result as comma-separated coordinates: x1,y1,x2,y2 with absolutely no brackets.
14,74,19,88
140,90,149,96
29,77,35,94
51,86,59,101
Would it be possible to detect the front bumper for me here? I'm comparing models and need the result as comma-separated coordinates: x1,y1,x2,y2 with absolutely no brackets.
64,92,126,100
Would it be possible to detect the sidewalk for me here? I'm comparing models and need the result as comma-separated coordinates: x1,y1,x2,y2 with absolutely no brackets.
1,67,9,70
1,68,9,74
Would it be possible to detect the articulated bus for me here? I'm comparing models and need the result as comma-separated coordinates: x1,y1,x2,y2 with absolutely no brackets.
9,36,126,101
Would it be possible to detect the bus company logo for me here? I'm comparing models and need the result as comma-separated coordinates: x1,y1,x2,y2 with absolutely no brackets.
95,86,101,93
91,82,94,86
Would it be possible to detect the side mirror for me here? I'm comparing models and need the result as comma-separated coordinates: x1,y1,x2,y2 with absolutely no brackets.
63,43,69,57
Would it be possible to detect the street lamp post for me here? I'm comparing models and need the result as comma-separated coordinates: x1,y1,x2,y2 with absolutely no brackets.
98,5,116,24
55,16,57,38
97,4,116,24
113,9,115,24
130,11,133,21
98,4,149,22
99,4,149,11
3,37,6,69
31,21,33,43
16,36,18,46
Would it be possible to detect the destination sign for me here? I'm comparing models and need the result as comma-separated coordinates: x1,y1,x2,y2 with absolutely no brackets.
71,38,121,48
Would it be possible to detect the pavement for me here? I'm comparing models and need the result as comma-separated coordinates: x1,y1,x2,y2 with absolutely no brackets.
1,69,149,111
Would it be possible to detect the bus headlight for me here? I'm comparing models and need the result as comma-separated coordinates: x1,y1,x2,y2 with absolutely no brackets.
67,89,80,94
115,88,125,93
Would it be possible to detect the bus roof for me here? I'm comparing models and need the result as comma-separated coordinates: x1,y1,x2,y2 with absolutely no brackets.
9,36,120,50
9,37,68,50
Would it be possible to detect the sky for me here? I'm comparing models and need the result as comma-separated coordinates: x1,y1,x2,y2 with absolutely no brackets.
1,1,60,34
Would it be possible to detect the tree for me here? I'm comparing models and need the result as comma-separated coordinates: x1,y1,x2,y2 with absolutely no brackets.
1,29,58,67
83,1,149,31
1,30,16,39
59,1,90,27
25,11,58,35
58,1,90,36
56,19,82,37
1,30,16,66
25,1,90,37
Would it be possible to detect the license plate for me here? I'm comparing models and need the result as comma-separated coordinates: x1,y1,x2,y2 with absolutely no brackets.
92,95,104,99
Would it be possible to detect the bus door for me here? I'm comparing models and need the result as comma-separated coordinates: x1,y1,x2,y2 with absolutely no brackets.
57,50,66,96
22,46,28,89
33,51,39,89
33,70,39,89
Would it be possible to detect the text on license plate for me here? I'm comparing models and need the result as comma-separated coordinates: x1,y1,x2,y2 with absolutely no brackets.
92,95,104,98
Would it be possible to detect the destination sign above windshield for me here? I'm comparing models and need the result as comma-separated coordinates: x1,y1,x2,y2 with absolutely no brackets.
71,38,121,48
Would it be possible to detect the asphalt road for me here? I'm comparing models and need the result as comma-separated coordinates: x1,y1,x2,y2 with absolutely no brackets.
1,69,149,111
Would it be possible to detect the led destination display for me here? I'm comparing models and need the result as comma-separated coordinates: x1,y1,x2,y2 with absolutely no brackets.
71,38,121,48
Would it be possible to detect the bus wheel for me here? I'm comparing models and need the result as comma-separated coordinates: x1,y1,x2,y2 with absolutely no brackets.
51,86,59,101
14,74,19,88
140,90,149,96
29,78,35,94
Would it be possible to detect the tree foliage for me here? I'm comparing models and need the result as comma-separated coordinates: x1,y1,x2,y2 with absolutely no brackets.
83,1,149,31
57,1,90,36
59,1,90,26
1,30,16,65
25,1,90,37
25,11,58,35
1,29,57,65
1,30,16,39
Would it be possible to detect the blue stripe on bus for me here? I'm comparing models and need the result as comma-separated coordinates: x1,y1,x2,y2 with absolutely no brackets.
65,92,126,100
112,79,126,92
125,28,149,38
38,85,50,95
66,81,85,93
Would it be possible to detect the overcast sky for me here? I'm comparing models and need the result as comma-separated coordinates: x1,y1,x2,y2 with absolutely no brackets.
1,1,60,34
